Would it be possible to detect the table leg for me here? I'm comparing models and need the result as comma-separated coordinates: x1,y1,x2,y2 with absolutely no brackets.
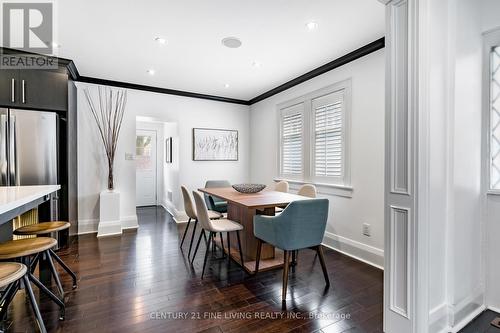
224,203,284,273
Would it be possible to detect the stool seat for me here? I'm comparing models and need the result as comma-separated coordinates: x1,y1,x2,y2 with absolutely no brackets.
0,263,26,288
0,238,57,259
14,221,70,236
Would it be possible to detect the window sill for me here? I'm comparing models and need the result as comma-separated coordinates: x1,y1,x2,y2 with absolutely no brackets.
486,190,500,196
273,178,353,198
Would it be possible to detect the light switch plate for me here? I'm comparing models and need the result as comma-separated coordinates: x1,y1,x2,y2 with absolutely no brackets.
363,223,371,237
125,153,135,161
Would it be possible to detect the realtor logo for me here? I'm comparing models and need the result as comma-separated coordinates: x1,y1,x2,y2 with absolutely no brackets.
2,2,53,53
1,1,57,69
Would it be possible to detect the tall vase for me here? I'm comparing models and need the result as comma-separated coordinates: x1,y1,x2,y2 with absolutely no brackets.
108,161,114,191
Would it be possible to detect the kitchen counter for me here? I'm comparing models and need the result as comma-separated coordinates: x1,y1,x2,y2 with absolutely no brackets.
0,185,60,223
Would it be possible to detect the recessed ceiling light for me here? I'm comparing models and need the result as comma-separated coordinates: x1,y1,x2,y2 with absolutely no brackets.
252,61,261,68
154,37,167,44
147,69,155,75
224,83,230,88
306,21,318,31
222,37,242,49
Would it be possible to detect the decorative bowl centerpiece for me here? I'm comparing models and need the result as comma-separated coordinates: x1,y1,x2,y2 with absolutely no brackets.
232,184,266,194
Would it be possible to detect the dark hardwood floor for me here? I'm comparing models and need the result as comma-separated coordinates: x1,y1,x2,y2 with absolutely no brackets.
459,310,500,333
5,206,383,333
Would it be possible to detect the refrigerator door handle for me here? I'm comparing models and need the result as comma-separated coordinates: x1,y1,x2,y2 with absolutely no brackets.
0,111,8,186
11,79,15,103
21,80,25,104
9,114,17,186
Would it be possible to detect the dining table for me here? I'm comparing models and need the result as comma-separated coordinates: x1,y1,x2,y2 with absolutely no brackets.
198,186,310,274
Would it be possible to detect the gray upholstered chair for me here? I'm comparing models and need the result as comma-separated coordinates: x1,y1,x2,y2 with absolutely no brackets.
191,191,244,278
297,184,317,198
204,180,231,213
253,199,330,301
180,186,222,259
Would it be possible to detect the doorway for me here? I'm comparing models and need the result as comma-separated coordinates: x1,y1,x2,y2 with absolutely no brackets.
136,129,157,206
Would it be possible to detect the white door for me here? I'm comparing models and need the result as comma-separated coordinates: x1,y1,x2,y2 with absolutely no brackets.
136,129,157,206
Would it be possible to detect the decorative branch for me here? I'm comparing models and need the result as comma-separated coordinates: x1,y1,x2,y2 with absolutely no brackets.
84,86,127,190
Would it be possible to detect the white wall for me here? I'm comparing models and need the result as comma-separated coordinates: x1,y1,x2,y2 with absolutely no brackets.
481,0,500,314
426,1,488,332
249,49,385,267
450,0,483,322
77,83,250,233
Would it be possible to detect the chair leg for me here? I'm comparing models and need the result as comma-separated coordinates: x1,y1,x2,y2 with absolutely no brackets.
187,219,198,258
190,229,205,264
236,231,244,267
49,249,77,289
46,250,64,298
30,253,40,274
219,232,225,258
254,239,262,274
28,272,65,320
0,280,19,321
201,232,214,279
180,218,191,247
227,232,231,266
23,275,47,333
282,250,290,302
316,245,330,287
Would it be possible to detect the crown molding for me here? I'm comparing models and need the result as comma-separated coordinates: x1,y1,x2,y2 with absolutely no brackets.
248,37,385,104
1,37,385,106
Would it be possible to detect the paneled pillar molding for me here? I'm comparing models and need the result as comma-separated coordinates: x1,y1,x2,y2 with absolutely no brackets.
379,0,431,332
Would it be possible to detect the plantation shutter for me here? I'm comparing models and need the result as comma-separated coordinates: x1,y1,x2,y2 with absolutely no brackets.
280,103,304,176
312,90,345,181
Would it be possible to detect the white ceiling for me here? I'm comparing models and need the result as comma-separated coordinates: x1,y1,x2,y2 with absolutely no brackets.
55,0,385,101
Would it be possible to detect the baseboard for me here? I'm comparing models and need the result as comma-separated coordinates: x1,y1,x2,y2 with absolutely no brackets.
488,305,500,314
322,232,384,269
78,215,139,235
161,201,188,223
451,304,486,333
97,219,122,237
429,303,452,333
77,218,99,235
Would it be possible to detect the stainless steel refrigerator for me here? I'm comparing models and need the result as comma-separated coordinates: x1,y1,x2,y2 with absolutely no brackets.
0,108,58,218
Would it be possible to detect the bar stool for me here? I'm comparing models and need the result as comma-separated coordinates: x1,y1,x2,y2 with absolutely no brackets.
14,221,78,292
0,262,46,333
0,238,65,320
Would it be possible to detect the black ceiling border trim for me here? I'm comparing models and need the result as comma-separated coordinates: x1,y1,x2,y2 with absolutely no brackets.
2,37,384,106
77,76,250,105
248,37,385,105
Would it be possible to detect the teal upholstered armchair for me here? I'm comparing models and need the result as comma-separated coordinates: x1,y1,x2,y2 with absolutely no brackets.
253,198,330,301
204,180,230,213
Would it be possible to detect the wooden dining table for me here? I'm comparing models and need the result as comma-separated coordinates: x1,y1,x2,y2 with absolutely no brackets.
198,186,310,274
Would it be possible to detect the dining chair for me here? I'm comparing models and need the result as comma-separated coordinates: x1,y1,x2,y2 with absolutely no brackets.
274,180,289,193
274,180,290,213
204,180,230,213
253,199,330,301
298,184,317,198
180,185,223,259
191,191,245,278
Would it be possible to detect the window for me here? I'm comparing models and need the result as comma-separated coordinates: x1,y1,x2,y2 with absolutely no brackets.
279,103,304,177
312,91,345,183
278,80,351,187
490,45,500,190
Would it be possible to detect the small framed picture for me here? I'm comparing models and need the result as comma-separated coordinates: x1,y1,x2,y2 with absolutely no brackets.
166,137,172,163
